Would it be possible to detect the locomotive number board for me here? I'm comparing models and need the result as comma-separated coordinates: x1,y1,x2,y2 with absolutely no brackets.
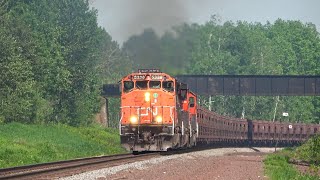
151,75,162,80
133,75,145,80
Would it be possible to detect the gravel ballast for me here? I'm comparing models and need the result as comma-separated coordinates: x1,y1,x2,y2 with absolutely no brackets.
61,147,276,180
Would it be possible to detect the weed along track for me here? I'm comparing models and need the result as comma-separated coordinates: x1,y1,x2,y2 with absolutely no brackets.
0,153,160,179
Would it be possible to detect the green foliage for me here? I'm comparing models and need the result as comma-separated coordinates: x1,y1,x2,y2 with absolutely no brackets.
107,97,121,128
1,0,320,127
295,135,320,164
264,139,320,179
97,29,133,84
0,122,125,168
0,10,37,123
264,153,318,180
185,18,320,122
0,0,130,126
122,17,320,123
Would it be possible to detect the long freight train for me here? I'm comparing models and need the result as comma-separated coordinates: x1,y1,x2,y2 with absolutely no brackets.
119,70,320,151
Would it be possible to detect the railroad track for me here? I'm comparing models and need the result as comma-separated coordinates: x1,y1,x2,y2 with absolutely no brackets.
0,152,160,179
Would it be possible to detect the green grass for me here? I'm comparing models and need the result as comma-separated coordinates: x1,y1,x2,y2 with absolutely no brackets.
264,152,319,180
0,122,126,168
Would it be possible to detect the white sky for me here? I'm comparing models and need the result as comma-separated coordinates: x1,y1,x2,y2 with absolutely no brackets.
91,0,320,44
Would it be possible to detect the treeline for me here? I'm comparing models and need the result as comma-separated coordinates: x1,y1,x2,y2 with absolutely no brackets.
189,18,320,123
0,0,131,126
1,0,320,126
123,17,320,123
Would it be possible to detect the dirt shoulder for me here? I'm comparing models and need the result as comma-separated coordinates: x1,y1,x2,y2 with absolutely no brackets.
63,148,276,180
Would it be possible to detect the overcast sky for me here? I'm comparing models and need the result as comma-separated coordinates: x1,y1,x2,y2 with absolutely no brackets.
91,0,320,44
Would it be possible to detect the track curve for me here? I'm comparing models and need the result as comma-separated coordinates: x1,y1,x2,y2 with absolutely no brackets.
0,153,160,179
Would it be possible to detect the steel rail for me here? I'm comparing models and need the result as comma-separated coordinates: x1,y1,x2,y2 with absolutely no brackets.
0,153,159,179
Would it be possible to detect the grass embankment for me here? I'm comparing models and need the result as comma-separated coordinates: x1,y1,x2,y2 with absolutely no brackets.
264,151,317,180
0,122,125,168
264,136,320,180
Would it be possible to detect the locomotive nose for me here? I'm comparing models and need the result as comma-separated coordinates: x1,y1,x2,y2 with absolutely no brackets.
132,91,165,124
132,92,153,124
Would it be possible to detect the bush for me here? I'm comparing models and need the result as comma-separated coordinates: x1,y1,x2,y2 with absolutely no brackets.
264,154,318,180
295,135,320,164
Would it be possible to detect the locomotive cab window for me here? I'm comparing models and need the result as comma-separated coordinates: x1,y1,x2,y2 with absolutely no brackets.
163,81,174,92
180,89,187,100
136,81,148,89
150,81,161,89
189,97,195,107
123,81,134,92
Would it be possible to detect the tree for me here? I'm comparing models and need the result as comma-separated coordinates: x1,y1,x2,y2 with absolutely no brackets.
0,0,127,126
0,2,37,123
186,18,320,122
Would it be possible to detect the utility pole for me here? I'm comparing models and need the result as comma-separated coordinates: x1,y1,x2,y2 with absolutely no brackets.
273,96,280,122
208,95,212,111
241,96,246,119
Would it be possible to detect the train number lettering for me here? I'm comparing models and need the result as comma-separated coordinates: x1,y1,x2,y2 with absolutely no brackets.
151,75,162,80
133,75,145,80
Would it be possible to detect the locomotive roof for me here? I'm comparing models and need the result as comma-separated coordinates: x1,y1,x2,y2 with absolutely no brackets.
120,69,197,96
121,70,175,81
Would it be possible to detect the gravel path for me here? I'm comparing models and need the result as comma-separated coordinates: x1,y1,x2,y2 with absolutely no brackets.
61,147,276,180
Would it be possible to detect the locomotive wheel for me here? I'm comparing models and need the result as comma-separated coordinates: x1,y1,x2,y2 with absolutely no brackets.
172,133,181,148
182,128,190,147
182,134,190,147
156,136,164,150
190,130,197,147
172,126,181,148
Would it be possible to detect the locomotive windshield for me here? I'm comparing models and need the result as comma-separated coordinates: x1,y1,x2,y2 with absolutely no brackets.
123,81,134,92
163,81,174,92
150,81,161,89
136,81,148,89
122,75,175,92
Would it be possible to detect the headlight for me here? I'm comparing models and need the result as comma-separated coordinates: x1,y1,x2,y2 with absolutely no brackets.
155,116,162,123
130,116,138,124
145,92,151,102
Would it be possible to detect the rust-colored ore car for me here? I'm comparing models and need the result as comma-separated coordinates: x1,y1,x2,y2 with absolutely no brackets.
119,70,320,152
248,120,320,146
197,107,248,146
197,107,320,147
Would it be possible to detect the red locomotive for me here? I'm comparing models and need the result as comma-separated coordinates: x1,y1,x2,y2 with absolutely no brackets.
119,70,320,151
119,69,198,151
